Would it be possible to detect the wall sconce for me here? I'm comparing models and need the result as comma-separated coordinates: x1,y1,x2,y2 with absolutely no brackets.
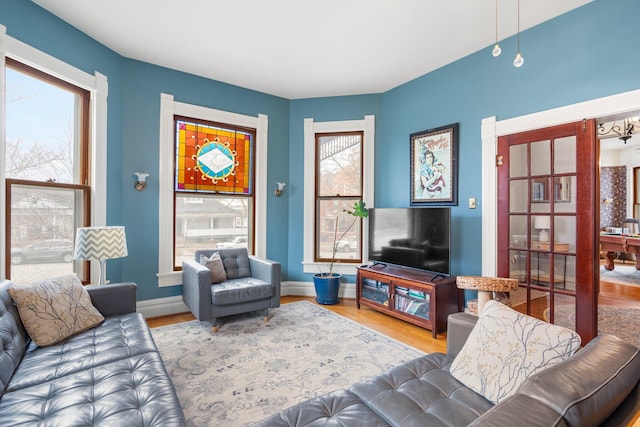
274,182,286,197
134,172,149,191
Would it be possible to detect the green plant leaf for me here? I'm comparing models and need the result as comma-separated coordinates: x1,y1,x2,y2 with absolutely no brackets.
343,200,369,218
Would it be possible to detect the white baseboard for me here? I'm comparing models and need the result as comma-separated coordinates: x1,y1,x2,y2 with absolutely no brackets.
139,281,357,318
137,295,189,319
283,281,356,299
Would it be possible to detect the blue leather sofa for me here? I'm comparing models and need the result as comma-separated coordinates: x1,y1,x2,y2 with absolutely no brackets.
0,279,186,426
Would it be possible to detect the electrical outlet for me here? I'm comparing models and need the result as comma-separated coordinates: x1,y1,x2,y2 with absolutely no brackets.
468,197,476,209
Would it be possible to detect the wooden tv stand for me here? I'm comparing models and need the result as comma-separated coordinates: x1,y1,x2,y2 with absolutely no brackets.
356,265,459,338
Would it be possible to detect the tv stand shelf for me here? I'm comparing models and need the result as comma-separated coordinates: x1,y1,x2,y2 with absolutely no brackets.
356,265,459,338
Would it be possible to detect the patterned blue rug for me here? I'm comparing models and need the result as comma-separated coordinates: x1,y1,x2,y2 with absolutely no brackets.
151,301,424,427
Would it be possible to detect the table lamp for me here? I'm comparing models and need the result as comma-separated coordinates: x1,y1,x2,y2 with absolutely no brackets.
534,216,551,242
456,276,519,315
74,226,128,286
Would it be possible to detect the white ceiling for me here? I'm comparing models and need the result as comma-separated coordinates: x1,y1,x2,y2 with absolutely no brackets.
33,0,592,99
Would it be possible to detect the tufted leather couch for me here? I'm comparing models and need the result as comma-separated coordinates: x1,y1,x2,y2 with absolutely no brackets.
255,313,640,427
0,279,186,426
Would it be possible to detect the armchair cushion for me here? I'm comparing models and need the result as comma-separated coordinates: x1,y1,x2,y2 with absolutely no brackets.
199,252,227,284
195,248,251,279
211,278,273,305
8,274,104,347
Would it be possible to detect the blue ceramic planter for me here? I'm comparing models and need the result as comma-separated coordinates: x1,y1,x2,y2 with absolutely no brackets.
313,273,341,305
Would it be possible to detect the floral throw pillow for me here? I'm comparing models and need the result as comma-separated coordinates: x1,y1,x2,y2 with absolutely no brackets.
450,300,581,404
200,252,227,284
8,274,105,347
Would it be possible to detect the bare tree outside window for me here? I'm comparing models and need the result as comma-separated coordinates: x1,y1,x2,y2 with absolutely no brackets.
5,60,90,285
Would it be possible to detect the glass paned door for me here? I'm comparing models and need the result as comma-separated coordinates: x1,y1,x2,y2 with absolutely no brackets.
497,120,598,343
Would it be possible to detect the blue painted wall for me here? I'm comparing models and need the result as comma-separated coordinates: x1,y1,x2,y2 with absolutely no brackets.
380,0,640,276
2,0,640,300
1,1,127,278
1,0,289,301
118,60,289,300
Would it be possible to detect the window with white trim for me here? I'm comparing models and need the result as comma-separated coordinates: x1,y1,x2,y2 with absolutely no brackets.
303,116,375,275
158,94,268,287
1,27,107,285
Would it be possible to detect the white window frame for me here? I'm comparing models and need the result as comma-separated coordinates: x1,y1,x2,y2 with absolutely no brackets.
0,25,108,280
303,115,375,275
158,93,268,287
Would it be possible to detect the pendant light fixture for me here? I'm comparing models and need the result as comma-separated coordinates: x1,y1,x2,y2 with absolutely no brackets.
492,0,502,57
513,0,524,67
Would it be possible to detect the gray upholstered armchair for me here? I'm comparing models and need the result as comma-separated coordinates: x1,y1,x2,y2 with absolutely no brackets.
181,248,281,332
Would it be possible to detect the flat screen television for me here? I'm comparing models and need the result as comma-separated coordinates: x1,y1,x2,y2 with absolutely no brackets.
367,207,450,276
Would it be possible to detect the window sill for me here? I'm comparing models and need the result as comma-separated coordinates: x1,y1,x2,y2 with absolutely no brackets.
157,271,182,287
302,262,360,276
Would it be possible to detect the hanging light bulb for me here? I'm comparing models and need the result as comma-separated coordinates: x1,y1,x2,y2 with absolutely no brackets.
513,0,524,67
492,0,501,57
513,52,524,67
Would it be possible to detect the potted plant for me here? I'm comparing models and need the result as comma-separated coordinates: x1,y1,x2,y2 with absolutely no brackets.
313,200,369,304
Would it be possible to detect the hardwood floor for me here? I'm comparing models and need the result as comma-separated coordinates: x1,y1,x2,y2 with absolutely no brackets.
146,268,640,355
146,296,448,354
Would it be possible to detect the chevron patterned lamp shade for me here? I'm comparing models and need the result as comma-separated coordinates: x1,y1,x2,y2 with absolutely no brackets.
74,226,128,286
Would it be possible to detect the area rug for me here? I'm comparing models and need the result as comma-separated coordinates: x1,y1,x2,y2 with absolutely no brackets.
547,305,640,348
151,301,424,427
600,265,640,287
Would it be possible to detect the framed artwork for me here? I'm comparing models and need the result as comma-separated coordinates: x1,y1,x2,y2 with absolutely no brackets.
410,123,459,206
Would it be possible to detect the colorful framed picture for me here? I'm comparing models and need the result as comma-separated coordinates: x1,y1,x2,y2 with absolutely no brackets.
410,123,459,206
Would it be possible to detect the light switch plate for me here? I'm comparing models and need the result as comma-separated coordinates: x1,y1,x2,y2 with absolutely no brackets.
468,197,476,209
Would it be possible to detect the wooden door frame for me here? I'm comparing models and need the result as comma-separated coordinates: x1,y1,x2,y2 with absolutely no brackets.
482,89,640,341
481,88,640,277
496,120,598,342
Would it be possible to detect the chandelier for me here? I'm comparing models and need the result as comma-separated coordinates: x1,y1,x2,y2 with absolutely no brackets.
597,118,637,144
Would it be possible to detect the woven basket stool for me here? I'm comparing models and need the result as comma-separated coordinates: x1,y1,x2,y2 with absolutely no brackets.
456,276,519,315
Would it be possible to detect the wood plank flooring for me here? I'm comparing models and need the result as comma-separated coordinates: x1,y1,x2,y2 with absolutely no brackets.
146,267,640,356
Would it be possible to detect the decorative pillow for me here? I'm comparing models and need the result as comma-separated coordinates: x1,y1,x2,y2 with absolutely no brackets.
220,248,252,279
200,252,227,284
449,300,581,404
8,274,105,347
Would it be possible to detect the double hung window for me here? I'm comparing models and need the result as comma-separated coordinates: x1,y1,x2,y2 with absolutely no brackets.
315,132,363,263
303,116,375,275
4,58,90,284
173,117,255,269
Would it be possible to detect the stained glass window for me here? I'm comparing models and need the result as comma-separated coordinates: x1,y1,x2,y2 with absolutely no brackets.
175,118,254,194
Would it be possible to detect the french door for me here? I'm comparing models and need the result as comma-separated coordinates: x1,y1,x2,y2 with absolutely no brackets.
497,120,598,343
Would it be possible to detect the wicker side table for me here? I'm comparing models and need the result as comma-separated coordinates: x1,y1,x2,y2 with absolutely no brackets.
456,276,519,315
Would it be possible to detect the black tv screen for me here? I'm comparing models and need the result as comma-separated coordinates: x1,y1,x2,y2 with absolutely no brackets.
368,207,450,276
